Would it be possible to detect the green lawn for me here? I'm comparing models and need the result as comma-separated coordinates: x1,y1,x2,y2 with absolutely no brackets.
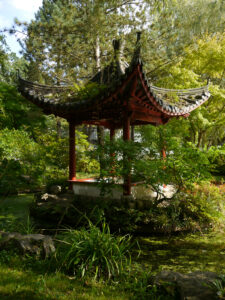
0,194,34,232
0,265,129,300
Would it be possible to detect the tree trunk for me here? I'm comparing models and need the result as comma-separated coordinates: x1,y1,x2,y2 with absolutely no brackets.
95,35,101,72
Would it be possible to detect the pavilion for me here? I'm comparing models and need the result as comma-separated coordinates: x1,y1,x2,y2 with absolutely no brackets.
18,33,210,198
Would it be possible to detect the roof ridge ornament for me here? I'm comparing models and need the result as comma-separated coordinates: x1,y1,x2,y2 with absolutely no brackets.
136,31,142,43
112,38,126,75
131,31,142,67
112,39,121,52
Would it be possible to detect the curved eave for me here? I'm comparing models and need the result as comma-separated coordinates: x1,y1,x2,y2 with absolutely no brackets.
18,77,84,119
18,58,211,125
136,62,210,117
18,71,138,121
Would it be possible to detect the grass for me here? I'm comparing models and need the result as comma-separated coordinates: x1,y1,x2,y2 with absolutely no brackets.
1,193,225,299
0,194,33,216
0,264,130,300
0,194,34,232
0,194,132,300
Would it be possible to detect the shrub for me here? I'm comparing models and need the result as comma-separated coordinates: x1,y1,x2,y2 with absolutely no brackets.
155,182,225,232
54,221,132,280
0,129,45,194
207,145,225,176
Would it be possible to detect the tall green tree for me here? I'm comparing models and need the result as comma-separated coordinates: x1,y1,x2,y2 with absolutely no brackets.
154,32,225,149
15,0,146,83
12,0,224,84
141,0,225,79
0,35,11,82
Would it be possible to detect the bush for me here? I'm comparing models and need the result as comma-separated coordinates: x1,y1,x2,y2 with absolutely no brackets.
94,134,211,198
185,183,225,228
207,145,225,176
0,129,45,194
54,221,132,280
30,181,224,235
152,182,225,232
103,183,224,233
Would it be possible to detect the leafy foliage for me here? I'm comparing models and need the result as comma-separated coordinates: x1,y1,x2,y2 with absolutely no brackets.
0,129,44,194
95,125,211,199
68,82,107,102
54,221,132,280
207,145,225,176
0,124,99,194
155,33,225,149
0,82,46,131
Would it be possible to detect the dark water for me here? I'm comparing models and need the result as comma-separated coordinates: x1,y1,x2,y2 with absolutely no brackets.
133,232,225,274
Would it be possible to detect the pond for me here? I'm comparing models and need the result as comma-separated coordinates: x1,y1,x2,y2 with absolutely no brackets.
135,232,225,274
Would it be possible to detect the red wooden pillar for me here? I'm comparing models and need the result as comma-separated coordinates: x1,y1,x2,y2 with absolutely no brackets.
123,114,131,196
69,122,76,188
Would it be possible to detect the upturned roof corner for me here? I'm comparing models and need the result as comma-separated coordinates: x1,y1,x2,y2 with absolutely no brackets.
18,34,210,128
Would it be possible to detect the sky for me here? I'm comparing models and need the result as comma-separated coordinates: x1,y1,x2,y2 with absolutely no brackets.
0,0,43,55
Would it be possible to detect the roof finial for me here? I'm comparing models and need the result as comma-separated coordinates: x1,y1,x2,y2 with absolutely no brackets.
112,39,126,74
112,39,121,52
136,31,142,43
130,32,142,66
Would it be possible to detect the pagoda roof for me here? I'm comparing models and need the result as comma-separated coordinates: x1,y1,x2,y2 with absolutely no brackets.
18,36,210,129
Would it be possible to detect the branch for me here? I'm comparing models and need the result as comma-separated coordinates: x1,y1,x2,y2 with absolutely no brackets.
0,28,27,36
105,1,142,14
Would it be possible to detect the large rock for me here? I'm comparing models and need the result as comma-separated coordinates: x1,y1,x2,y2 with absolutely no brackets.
35,192,58,203
0,231,55,257
49,185,62,195
155,270,219,300
35,192,74,204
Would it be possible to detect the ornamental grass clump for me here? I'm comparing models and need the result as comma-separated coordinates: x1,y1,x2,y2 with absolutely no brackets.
55,221,132,280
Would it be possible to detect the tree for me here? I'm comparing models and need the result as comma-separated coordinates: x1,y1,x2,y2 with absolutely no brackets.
140,0,225,80
154,32,225,149
0,35,10,82
10,0,224,85
0,34,28,84
14,0,145,83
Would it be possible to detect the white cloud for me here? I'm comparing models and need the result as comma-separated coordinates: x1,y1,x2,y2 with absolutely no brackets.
10,0,42,13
